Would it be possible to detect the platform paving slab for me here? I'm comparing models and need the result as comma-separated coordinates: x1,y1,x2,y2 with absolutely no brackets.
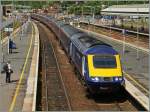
0,22,34,111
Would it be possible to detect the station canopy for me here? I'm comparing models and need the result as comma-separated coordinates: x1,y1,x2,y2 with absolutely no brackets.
101,4,148,17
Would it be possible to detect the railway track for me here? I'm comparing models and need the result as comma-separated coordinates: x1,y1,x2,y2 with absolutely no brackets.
79,23,148,49
37,22,72,111
35,20,145,111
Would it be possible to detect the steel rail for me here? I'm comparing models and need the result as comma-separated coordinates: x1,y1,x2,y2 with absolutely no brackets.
48,40,72,111
42,42,49,111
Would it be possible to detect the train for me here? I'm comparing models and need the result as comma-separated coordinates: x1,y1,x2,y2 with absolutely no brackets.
32,14,125,93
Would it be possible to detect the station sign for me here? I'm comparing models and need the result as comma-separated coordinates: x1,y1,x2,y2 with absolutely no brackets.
4,28,13,32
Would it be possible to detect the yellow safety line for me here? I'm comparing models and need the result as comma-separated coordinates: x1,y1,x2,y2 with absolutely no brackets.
124,72,149,94
9,23,34,112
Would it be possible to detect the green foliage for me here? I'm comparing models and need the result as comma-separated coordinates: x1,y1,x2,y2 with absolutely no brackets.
61,1,102,15
2,1,47,9
1,0,149,13
61,1,148,15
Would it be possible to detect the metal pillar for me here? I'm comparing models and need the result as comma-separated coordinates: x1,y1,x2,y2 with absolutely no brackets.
149,0,150,101
81,7,83,21
122,29,126,55
136,7,139,60
92,7,95,21
0,2,2,72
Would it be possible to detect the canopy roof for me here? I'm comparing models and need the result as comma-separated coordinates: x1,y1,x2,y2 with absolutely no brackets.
101,4,148,17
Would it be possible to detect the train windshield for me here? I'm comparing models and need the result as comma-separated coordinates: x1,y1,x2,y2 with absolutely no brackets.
93,55,117,68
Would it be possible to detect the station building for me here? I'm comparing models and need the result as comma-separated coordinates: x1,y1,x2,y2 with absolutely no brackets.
101,4,148,17
100,4,149,33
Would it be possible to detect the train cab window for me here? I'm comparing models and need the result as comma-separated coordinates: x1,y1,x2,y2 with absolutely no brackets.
93,55,117,68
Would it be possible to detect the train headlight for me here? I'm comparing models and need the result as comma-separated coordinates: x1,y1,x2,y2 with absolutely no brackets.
118,77,123,81
114,77,119,81
114,77,122,81
91,77,99,82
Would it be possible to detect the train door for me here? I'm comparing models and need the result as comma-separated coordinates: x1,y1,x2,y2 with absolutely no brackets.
82,56,86,77
69,42,73,57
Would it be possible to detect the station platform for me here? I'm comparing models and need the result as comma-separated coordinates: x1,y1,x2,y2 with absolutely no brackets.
79,21,148,50
78,27,149,110
79,20,149,36
0,21,39,111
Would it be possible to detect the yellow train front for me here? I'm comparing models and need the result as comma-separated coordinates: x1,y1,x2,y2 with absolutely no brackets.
70,34,125,93
86,53,124,93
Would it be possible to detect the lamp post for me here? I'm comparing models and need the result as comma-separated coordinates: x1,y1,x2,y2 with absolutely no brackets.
74,6,80,28
101,3,106,25
136,7,139,60
149,0,150,92
0,1,2,72
92,7,95,22
122,29,126,55
10,0,15,49
81,6,83,21
107,1,112,37
67,7,69,19
93,6,101,32
81,6,92,34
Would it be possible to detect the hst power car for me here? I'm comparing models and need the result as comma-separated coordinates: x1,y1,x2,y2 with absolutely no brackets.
32,14,125,93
